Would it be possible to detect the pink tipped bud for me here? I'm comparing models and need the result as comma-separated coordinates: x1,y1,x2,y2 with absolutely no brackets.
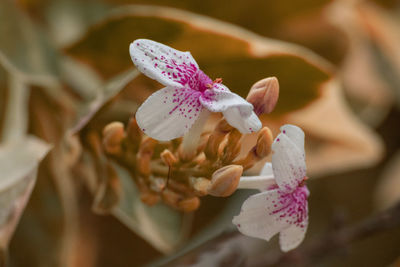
246,77,279,115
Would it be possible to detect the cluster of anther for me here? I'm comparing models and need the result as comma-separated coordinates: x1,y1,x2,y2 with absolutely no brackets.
97,116,273,213
206,78,223,89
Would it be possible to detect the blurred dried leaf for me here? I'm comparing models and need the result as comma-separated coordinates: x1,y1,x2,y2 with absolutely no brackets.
1,73,30,143
0,66,8,141
355,2,400,107
0,136,50,249
70,68,139,134
0,0,57,80
104,0,347,64
241,78,383,177
111,163,188,253
375,151,400,210
65,5,333,115
279,79,384,176
18,0,109,47
327,0,394,125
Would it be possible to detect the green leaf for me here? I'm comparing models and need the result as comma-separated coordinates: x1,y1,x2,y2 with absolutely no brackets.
111,163,187,253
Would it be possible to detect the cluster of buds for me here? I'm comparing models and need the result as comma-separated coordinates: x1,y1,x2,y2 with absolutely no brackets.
100,118,273,213
87,76,279,214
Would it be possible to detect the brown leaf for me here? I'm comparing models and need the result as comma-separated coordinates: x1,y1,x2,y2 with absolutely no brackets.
103,0,346,64
69,68,139,134
327,1,395,125
375,151,400,210
0,0,57,79
0,136,50,249
66,5,333,115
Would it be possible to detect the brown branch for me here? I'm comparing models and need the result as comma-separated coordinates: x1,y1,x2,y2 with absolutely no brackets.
251,201,400,266
158,200,400,267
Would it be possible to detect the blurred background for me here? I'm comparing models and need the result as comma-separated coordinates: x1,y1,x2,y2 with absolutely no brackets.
1,0,400,266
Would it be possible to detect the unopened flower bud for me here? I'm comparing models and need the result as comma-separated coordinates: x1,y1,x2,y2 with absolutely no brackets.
140,192,160,206
161,189,182,208
161,149,178,166
190,177,211,196
177,197,200,212
255,127,273,158
207,165,243,197
216,119,233,133
137,137,157,176
205,119,232,160
149,177,166,192
102,122,125,155
222,129,242,163
233,127,273,169
193,152,206,165
126,117,142,148
247,77,279,115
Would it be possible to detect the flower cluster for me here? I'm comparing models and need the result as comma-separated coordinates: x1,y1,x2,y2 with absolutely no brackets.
108,39,311,252
129,39,261,141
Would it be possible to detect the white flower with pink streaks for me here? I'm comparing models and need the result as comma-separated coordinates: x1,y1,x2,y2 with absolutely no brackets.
129,39,261,141
233,124,309,252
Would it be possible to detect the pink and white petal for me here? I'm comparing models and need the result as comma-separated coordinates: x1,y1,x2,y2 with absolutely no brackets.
237,175,276,191
232,190,290,241
135,86,203,141
279,217,308,252
200,84,261,133
272,133,306,192
199,84,253,113
223,108,262,134
280,125,305,153
130,39,206,88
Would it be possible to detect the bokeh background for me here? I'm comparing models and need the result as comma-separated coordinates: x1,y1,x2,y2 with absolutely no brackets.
1,0,400,266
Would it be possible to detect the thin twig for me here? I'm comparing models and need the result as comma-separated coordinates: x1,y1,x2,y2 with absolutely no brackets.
159,200,400,267
251,201,400,266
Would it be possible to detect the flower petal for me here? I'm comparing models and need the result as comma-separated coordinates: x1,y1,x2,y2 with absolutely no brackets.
232,190,290,241
280,124,305,152
199,83,252,112
237,176,275,191
279,214,308,252
135,86,204,141
223,109,262,134
237,163,275,191
201,83,261,133
261,162,273,176
130,39,208,89
272,129,306,192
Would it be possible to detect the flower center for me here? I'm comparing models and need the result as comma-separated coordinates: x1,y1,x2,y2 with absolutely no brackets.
191,70,213,92
271,186,309,226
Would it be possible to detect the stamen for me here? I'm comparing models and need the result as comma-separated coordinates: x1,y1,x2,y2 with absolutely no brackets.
214,78,223,84
162,165,172,192
299,176,308,187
